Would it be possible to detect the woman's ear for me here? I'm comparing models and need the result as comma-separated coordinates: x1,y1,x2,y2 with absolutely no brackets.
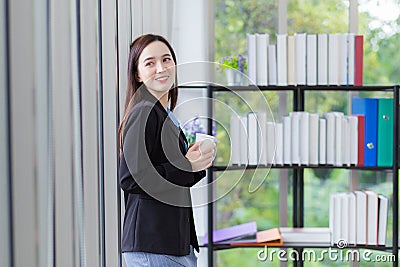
135,72,142,82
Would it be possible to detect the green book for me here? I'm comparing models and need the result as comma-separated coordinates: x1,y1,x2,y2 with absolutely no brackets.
377,98,394,167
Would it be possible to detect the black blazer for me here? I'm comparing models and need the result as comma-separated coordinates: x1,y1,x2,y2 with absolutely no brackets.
119,88,206,256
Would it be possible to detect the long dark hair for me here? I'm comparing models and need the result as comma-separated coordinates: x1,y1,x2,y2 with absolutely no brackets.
118,34,178,157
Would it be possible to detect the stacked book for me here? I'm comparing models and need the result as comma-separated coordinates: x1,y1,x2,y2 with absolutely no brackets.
330,191,389,246
229,97,393,167
203,222,282,247
203,221,331,247
247,33,363,86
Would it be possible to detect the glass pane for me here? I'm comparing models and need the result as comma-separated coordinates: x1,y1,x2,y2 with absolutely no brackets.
215,0,278,61
359,0,400,85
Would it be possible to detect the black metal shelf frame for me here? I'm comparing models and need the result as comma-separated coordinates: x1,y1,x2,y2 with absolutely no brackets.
199,84,399,267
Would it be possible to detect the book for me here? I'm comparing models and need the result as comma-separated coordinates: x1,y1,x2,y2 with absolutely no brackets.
352,98,378,166
334,112,344,166
277,34,287,86
377,98,394,167
266,122,275,165
247,113,258,165
348,192,357,245
317,33,328,85
342,116,350,166
339,33,349,85
280,227,331,244
256,33,269,85
287,35,296,85
307,34,317,85
230,115,241,165
319,118,327,164
230,228,283,247
348,115,358,166
257,112,268,165
239,116,248,165
365,190,379,246
378,195,389,246
323,112,335,165
328,33,340,85
309,113,319,165
275,122,283,165
283,116,292,164
290,112,300,165
299,112,310,165
355,35,364,86
203,221,257,245
247,34,257,85
354,190,367,245
268,45,277,85
355,115,365,166
348,33,355,85
295,33,307,85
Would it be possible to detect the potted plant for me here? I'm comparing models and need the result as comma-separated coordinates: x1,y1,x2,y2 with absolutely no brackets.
218,54,247,86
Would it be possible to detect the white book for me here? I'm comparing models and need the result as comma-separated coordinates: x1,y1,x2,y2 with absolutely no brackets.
307,34,317,85
309,113,319,165
328,33,340,85
290,112,300,165
365,190,379,246
295,33,307,85
257,112,267,165
266,122,275,165
277,34,288,86
334,112,344,166
317,33,328,85
348,33,356,85
299,112,310,165
239,116,248,165
247,113,258,165
283,116,292,164
354,190,367,245
275,122,283,165
348,192,357,245
280,227,331,244
319,118,327,164
230,115,241,165
287,35,296,85
339,33,349,85
341,193,349,243
329,193,335,244
348,115,358,165
323,112,335,165
247,34,257,85
268,45,277,85
378,195,389,246
333,193,343,244
342,116,350,166
256,34,269,85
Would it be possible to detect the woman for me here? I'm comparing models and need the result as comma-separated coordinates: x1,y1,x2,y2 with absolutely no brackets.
118,34,215,267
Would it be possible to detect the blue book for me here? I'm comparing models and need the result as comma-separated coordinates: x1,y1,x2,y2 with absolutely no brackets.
352,98,378,166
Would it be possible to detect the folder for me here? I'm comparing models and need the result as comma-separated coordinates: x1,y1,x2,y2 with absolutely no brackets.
352,98,378,166
354,191,367,245
377,98,393,167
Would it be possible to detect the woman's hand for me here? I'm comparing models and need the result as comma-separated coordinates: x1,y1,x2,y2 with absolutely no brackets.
185,141,216,172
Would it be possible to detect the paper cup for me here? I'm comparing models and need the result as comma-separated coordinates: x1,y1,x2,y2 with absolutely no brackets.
195,133,216,152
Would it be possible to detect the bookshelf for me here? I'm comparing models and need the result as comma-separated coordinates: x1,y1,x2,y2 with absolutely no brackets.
198,84,399,267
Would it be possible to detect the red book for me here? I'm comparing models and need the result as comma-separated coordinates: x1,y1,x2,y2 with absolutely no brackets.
356,115,365,166
355,35,364,86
